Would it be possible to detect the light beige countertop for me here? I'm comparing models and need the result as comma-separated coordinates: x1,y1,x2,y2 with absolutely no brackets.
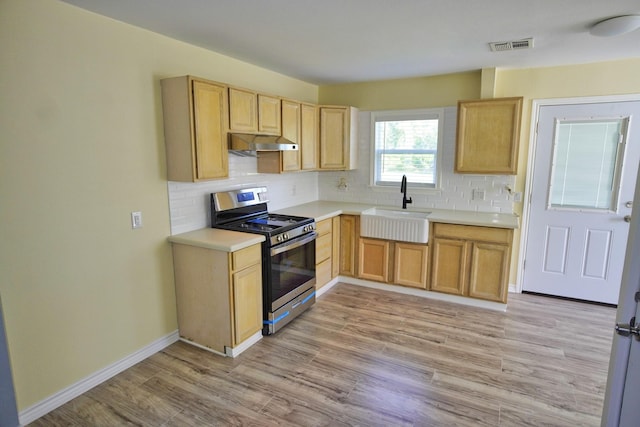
169,201,518,251
275,200,520,229
168,228,265,252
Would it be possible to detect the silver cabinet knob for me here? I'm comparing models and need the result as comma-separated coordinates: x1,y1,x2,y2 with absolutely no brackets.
624,215,632,223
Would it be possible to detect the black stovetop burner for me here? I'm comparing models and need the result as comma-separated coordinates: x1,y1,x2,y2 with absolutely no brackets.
210,187,315,243
238,214,307,231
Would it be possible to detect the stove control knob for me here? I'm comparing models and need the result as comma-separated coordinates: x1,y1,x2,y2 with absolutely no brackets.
284,233,289,240
277,235,283,242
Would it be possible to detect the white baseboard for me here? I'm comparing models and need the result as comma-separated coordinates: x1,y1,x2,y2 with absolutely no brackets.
19,330,179,426
316,277,340,297
337,276,508,312
19,276,509,425
225,331,262,357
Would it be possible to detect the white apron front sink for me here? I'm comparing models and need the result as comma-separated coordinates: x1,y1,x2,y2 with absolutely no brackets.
360,208,430,243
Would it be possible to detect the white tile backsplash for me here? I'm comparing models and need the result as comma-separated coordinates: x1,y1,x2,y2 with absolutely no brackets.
168,107,516,234
168,154,318,234
318,108,516,213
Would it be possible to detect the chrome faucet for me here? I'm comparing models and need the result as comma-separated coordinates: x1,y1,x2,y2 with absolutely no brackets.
401,175,412,209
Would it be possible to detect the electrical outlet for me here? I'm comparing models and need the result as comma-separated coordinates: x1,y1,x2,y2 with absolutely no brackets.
131,211,143,229
291,184,297,196
514,192,523,202
472,189,485,201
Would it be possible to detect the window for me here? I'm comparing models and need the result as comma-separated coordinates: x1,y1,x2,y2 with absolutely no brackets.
549,118,627,211
371,109,443,189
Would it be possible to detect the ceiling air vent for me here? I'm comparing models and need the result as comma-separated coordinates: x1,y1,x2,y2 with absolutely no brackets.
489,38,534,52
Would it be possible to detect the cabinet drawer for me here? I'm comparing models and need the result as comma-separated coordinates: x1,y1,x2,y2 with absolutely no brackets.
232,244,261,271
433,223,512,244
316,233,332,262
316,218,332,236
316,258,332,289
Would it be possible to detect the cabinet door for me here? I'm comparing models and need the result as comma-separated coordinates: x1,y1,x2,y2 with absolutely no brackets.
319,107,350,170
229,87,257,132
232,263,262,345
394,242,428,289
339,215,359,277
192,80,229,180
455,97,522,174
301,103,319,170
331,216,340,278
358,238,390,282
258,94,281,135
161,76,229,182
281,100,301,171
430,238,467,296
468,242,510,303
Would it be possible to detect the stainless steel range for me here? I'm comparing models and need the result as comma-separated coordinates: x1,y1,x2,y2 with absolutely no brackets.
210,187,316,335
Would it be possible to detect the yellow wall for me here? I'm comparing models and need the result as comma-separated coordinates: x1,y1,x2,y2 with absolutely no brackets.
495,59,640,284
318,59,640,285
319,71,481,109
3,0,640,414
0,0,317,410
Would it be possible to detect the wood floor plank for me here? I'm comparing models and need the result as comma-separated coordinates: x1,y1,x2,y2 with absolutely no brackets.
28,283,616,426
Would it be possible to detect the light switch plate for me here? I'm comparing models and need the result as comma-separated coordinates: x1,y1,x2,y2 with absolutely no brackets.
131,211,143,229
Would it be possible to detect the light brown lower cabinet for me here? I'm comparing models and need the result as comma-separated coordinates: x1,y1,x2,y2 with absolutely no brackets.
172,242,263,353
315,217,341,289
430,223,512,303
358,238,390,282
339,215,359,277
358,237,429,289
315,218,333,289
394,242,429,289
331,216,340,277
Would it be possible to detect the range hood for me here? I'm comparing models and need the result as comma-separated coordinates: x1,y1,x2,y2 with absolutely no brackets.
229,133,298,155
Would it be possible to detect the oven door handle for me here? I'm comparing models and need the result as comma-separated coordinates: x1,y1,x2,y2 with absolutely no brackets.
270,232,317,256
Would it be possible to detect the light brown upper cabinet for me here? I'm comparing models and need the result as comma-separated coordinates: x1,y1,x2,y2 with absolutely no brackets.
257,94,282,135
257,99,301,173
229,88,281,136
160,76,229,182
229,87,258,132
300,103,319,170
319,106,358,170
455,97,523,175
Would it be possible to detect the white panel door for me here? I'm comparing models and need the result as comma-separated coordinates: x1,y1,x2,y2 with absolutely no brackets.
523,101,640,304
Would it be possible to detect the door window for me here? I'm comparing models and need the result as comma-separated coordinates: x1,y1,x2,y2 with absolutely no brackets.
549,118,628,212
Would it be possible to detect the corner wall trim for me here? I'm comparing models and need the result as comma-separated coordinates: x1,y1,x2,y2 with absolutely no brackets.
19,330,180,425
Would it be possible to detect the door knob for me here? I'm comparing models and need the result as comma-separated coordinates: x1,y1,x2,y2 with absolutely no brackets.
624,215,632,223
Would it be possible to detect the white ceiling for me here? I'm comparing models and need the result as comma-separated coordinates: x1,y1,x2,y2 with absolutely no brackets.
61,0,640,85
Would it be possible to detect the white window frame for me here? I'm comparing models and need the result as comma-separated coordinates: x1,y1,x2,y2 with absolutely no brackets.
369,108,444,191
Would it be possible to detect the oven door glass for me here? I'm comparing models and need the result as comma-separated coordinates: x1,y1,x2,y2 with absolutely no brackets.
270,232,316,308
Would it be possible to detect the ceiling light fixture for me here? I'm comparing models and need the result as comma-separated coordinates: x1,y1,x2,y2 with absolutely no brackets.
590,15,640,37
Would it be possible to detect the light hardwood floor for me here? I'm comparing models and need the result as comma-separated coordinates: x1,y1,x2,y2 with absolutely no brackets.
30,283,616,426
